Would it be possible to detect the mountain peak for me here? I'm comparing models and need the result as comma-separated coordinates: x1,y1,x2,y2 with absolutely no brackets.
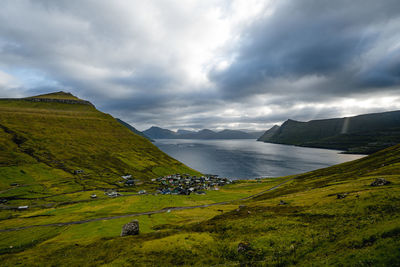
30,91,81,100
284,119,299,123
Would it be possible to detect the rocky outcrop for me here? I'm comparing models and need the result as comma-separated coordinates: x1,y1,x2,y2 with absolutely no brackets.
121,220,139,236
0,97,93,106
370,178,391,186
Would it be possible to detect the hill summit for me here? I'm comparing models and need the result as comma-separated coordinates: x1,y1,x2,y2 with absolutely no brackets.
30,91,81,100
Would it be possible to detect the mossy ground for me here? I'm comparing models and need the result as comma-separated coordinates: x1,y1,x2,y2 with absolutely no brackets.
1,145,400,266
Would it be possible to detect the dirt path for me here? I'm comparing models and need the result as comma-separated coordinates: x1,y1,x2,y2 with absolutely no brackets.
0,177,295,232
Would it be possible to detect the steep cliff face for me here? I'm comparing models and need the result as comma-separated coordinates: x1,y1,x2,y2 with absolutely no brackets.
257,125,280,141
258,110,400,153
267,118,344,144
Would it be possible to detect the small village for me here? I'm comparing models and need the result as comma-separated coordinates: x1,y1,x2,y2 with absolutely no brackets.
153,174,233,195
100,174,233,198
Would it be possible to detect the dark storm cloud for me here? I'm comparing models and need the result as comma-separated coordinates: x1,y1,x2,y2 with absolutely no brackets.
358,53,400,87
210,0,400,100
0,0,400,131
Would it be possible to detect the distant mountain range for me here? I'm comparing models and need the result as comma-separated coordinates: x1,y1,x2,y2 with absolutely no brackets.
143,126,263,140
258,110,400,154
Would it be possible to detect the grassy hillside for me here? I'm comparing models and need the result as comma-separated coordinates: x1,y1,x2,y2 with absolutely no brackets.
259,110,400,153
0,141,399,265
0,92,199,203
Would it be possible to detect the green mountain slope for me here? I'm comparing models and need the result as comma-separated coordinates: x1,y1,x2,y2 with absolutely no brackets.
0,92,199,199
257,124,279,140
258,110,400,153
116,118,154,142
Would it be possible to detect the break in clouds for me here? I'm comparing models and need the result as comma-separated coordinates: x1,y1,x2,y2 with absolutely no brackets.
0,0,400,130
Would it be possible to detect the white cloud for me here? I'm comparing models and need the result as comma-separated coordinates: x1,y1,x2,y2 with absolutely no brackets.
0,70,23,97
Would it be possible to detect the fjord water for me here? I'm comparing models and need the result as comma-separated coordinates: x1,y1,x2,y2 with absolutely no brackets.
154,139,365,179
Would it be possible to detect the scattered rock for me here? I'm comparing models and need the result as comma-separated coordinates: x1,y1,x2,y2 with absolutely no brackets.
121,220,139,236
279,200,288,205
336,193,348,199
105,191,121,197
237,242,251,254
73,169,84,175
370,178,391,187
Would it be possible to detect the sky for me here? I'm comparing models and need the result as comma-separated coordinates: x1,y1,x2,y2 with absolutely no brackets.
0,0,400,131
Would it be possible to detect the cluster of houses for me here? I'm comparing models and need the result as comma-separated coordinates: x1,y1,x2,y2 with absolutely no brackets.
153,174,233,195
82,173,233,198
121,174,135,186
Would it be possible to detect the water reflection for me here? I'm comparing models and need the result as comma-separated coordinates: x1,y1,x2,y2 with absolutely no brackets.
155,139,365,179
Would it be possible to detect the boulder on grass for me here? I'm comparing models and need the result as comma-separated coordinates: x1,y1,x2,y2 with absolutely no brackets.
279,200,288,205
336,193,348,199
370,178,391,187
121,220,139,236
237,242,251,254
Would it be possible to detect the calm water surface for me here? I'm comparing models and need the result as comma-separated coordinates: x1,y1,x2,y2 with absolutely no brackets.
154,139,365,179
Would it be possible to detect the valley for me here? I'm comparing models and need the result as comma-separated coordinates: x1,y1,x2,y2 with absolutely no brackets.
0,93,399,266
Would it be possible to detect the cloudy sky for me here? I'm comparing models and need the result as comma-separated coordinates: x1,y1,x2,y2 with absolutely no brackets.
1,0,400,131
